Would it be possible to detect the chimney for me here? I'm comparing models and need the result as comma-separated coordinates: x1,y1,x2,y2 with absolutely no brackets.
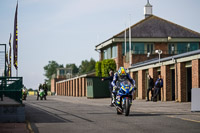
144,0,152,18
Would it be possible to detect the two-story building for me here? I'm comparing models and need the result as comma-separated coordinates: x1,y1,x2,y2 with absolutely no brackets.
95,1,200,69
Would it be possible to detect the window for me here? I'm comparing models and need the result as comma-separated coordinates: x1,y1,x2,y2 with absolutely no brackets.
147,43,154,54
177,43,187,54
112,45,117,58
190,43,199,51
122,42,130,55
123,43,154,55
176,43,199,54
103,49,107,59
133,43,144,54
107,47,111,59
59,69,65,75
168,43,175,54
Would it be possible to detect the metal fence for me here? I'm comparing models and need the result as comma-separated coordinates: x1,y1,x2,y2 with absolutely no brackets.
0,77,23,104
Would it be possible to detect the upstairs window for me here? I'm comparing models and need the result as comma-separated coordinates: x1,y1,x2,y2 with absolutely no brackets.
112,45,117,58
103,49,107,59
147,43,154,54
177,43,199,54
133,43,145,54
168,43,175,54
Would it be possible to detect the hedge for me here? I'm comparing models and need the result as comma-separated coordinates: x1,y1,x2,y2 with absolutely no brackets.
95,61,102,77
95,59,116,77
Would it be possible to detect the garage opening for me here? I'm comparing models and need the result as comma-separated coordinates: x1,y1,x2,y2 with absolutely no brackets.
171,69,175,101
186,67,192,102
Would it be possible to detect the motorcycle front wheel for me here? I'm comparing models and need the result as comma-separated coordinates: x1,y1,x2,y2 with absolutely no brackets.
124,98,130,116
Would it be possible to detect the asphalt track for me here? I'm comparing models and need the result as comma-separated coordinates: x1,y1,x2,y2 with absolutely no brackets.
24,96,200,133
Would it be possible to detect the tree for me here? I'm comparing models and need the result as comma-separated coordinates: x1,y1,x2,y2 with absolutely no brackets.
79,58,96,74
28,88,33,91
44,61,63,86
66,64,79,74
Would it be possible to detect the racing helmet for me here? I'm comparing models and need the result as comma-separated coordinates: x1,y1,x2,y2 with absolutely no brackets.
118,67,127,76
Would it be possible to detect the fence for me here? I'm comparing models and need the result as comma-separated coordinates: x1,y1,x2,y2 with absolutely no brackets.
0,77,23,104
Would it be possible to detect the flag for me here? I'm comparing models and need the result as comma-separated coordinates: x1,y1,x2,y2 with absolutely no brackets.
6,51,8,66
5,51,8,76
8,33,12,77
13,2,18,70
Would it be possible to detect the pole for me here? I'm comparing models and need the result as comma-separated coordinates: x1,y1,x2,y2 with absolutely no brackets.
129,14,132,65
125,23,126,55
175,59,178,102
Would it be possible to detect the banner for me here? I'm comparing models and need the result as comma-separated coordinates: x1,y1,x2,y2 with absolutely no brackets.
13,2,18,70
8,33,12,76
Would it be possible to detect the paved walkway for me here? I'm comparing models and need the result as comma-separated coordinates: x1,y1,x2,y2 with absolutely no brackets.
0,96,29,133
0,123,29,133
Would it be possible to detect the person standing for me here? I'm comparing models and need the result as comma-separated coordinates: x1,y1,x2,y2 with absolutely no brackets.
37,84,43,100
153,75,163,102
102,70,114,107
43,82,48,100
146,75,154,101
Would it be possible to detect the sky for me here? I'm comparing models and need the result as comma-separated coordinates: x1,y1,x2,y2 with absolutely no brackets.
0,0,200,89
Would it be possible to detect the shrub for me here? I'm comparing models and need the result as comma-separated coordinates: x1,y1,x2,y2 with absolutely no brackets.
101,59,116,77
95,61,102,77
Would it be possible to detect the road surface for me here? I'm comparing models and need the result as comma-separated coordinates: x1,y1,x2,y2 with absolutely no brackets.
24,96,200,133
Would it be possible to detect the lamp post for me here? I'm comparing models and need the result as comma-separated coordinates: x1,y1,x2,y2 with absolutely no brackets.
155,49,162,63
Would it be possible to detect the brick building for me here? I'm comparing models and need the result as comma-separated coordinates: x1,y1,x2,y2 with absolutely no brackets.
95,1,200,69
129,50,200,102
94,1,200,102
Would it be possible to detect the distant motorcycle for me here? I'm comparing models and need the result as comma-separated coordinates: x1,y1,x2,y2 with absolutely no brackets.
37,89,46,100
22,88,27,100
114,80,135,116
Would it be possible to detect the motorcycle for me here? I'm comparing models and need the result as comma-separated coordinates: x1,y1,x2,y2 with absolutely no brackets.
37,89,46,100
114,80,134,116
22,88,27,100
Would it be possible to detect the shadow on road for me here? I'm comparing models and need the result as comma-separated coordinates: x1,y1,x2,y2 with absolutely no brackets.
25,104,73,123
129,112,188,117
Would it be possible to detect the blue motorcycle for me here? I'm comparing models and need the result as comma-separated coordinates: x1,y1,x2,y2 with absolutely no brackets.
114,80,134,116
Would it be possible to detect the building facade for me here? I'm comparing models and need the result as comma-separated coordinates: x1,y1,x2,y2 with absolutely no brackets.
129,50,200,102
95,2,200,69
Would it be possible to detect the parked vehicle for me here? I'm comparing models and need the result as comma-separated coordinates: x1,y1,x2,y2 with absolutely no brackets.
114,80,134,116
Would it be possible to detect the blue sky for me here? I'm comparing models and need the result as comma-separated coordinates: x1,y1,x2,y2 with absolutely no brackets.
0,0,200,89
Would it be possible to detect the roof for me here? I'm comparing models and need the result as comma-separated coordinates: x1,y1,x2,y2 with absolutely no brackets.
129,49,200,70
116,15,200,38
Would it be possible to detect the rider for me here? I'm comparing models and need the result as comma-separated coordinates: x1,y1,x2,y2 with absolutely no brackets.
111,67,135,106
